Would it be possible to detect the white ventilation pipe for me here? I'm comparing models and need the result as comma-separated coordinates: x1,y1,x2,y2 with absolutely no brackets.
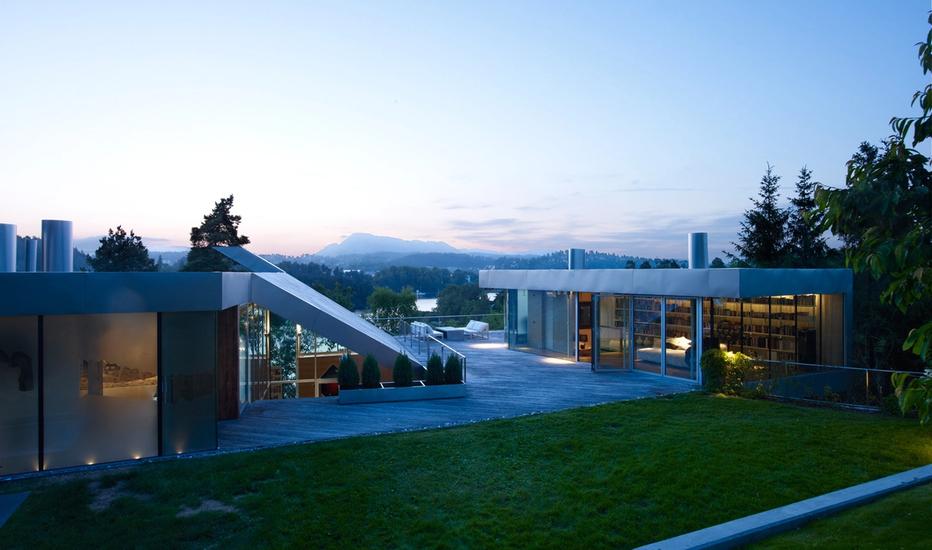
42,219,73,272
688,232,709,269
0,223,15,272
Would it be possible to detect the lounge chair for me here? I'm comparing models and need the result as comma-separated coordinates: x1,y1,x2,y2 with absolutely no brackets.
463,320,490,339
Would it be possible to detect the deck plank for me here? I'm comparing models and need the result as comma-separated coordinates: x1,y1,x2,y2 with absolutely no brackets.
218,333,697,450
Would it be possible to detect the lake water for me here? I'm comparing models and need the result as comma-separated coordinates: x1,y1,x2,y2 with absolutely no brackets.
416,292,497,312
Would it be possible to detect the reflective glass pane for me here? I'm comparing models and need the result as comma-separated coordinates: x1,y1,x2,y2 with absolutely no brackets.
665,299,697,380
633,297,662,374
0,316,38,475
161,311,217,455
44,313,158,469
598,295,629,369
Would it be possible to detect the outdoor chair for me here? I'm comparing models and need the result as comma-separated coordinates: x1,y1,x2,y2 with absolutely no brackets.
463,320,490,339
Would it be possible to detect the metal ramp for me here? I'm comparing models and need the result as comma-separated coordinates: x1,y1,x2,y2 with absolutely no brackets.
214,247,418,368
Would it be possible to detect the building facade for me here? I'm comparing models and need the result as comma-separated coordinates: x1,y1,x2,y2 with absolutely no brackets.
480,258,852,383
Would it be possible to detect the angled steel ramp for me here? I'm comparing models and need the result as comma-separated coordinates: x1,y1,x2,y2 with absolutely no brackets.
213,246,414,368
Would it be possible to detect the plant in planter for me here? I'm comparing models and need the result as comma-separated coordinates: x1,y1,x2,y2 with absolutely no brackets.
700,349,751,395
393,354,414,387
444,354,463,384
361,354,381,388
337,353,359,389
426,353,445,385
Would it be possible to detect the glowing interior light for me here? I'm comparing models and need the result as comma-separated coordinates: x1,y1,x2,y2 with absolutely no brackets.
542,357,574,365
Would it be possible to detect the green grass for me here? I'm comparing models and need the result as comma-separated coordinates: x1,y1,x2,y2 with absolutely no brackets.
1,394,929,549
755,481,932,549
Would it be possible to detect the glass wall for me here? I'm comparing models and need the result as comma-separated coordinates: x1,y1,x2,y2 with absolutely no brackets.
44,313,158,469
702,294,845,366
598,295,630,369
161,312,218,455
664,298,698,380
505,289,529,348
508,290,575,359
0,316,39,476
238,304,270,405
632,297,663,374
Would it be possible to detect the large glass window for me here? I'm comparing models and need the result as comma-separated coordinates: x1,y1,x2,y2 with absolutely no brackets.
509,291,575,359
238,304,270,404
161,312,218,455
44,313,158,469
598,295,630,369
665,298,698,380
0,316,39,476
633,297,663,374
703,294,845,366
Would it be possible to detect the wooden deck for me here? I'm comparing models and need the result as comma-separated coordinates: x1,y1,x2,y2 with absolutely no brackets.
218,333,697,451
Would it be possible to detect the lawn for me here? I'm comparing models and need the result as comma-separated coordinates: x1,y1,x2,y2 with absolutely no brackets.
1,394,929,549
755,481,932,549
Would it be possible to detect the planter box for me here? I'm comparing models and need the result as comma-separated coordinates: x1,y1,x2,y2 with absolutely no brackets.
338,382,468,405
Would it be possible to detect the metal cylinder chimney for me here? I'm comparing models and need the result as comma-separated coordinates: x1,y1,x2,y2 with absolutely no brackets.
568,248,586,269
42,219,73,272
0,223,15,272
688,232,709,269
24,237,38,272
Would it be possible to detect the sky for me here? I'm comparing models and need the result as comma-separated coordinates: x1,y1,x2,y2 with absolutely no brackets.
1,0,928,258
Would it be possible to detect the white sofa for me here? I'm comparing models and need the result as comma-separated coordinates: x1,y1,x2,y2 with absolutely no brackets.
463,320,490,339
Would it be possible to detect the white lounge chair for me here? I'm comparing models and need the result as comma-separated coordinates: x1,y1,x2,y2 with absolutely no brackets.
463,320,490,339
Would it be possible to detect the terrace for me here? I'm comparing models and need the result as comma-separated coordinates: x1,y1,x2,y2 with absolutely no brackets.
219,331,696,450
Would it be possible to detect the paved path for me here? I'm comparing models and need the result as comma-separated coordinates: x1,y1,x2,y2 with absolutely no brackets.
219,333,696,450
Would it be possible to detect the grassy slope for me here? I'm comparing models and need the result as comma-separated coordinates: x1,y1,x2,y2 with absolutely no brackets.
755,482,932,549
1,394,929,549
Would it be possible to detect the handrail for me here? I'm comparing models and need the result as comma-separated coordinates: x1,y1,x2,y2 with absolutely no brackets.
396,319,468,383
746,358,915,375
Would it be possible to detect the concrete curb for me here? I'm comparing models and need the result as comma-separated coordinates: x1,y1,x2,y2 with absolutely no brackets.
636,463,932,550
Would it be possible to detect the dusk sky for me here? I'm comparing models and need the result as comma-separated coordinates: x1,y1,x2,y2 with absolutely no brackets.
1,1,928,258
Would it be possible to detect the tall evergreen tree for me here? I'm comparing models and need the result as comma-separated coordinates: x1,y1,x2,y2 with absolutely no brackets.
87,226,157,272
728,163,789,267
787,166,829,266
181,195,250,272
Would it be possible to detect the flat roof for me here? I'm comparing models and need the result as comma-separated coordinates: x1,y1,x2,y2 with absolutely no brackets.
478,268,852,298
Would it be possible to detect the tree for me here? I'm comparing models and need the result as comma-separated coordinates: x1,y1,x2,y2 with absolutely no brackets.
367,286,417,322
729,164,789,267
361,354,381,388
87,226,157,272
710,257,726,268
787,167,830,267
639,260,652,269
337,354,359,389
816,12,932,422
435,284,492,317
181,195,250,272
624,259,636,269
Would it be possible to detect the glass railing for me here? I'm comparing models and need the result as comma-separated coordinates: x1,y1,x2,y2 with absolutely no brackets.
742,359,907,410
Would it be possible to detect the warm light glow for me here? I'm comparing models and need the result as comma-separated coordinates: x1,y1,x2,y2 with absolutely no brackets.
542,357,574,365
132,454,142,460
86,460,95,465
470,343,507,350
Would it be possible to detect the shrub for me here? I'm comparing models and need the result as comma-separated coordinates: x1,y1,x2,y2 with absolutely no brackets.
426,353,445,385
361,354,381,388
444,354,463,384
701,349,752,395
337,354,359,389
393,354,414,387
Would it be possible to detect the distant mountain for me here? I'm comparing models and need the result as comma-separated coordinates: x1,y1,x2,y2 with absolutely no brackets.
316,233,460,257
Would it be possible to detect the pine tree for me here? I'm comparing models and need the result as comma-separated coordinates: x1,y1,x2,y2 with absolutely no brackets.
181,195,250,272
87,226,157,272
787,166,829,266
729,163,789,267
